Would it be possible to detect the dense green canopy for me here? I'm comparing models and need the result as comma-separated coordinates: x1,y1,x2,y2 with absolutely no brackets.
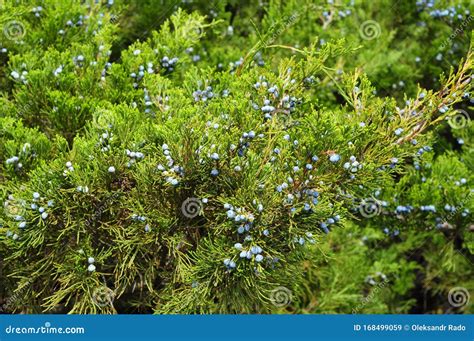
0,0,472,314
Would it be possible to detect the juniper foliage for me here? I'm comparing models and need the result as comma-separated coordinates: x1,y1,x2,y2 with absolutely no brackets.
0,0,472,314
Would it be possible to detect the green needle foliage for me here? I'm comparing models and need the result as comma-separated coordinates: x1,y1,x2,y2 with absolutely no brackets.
0,0,472,314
